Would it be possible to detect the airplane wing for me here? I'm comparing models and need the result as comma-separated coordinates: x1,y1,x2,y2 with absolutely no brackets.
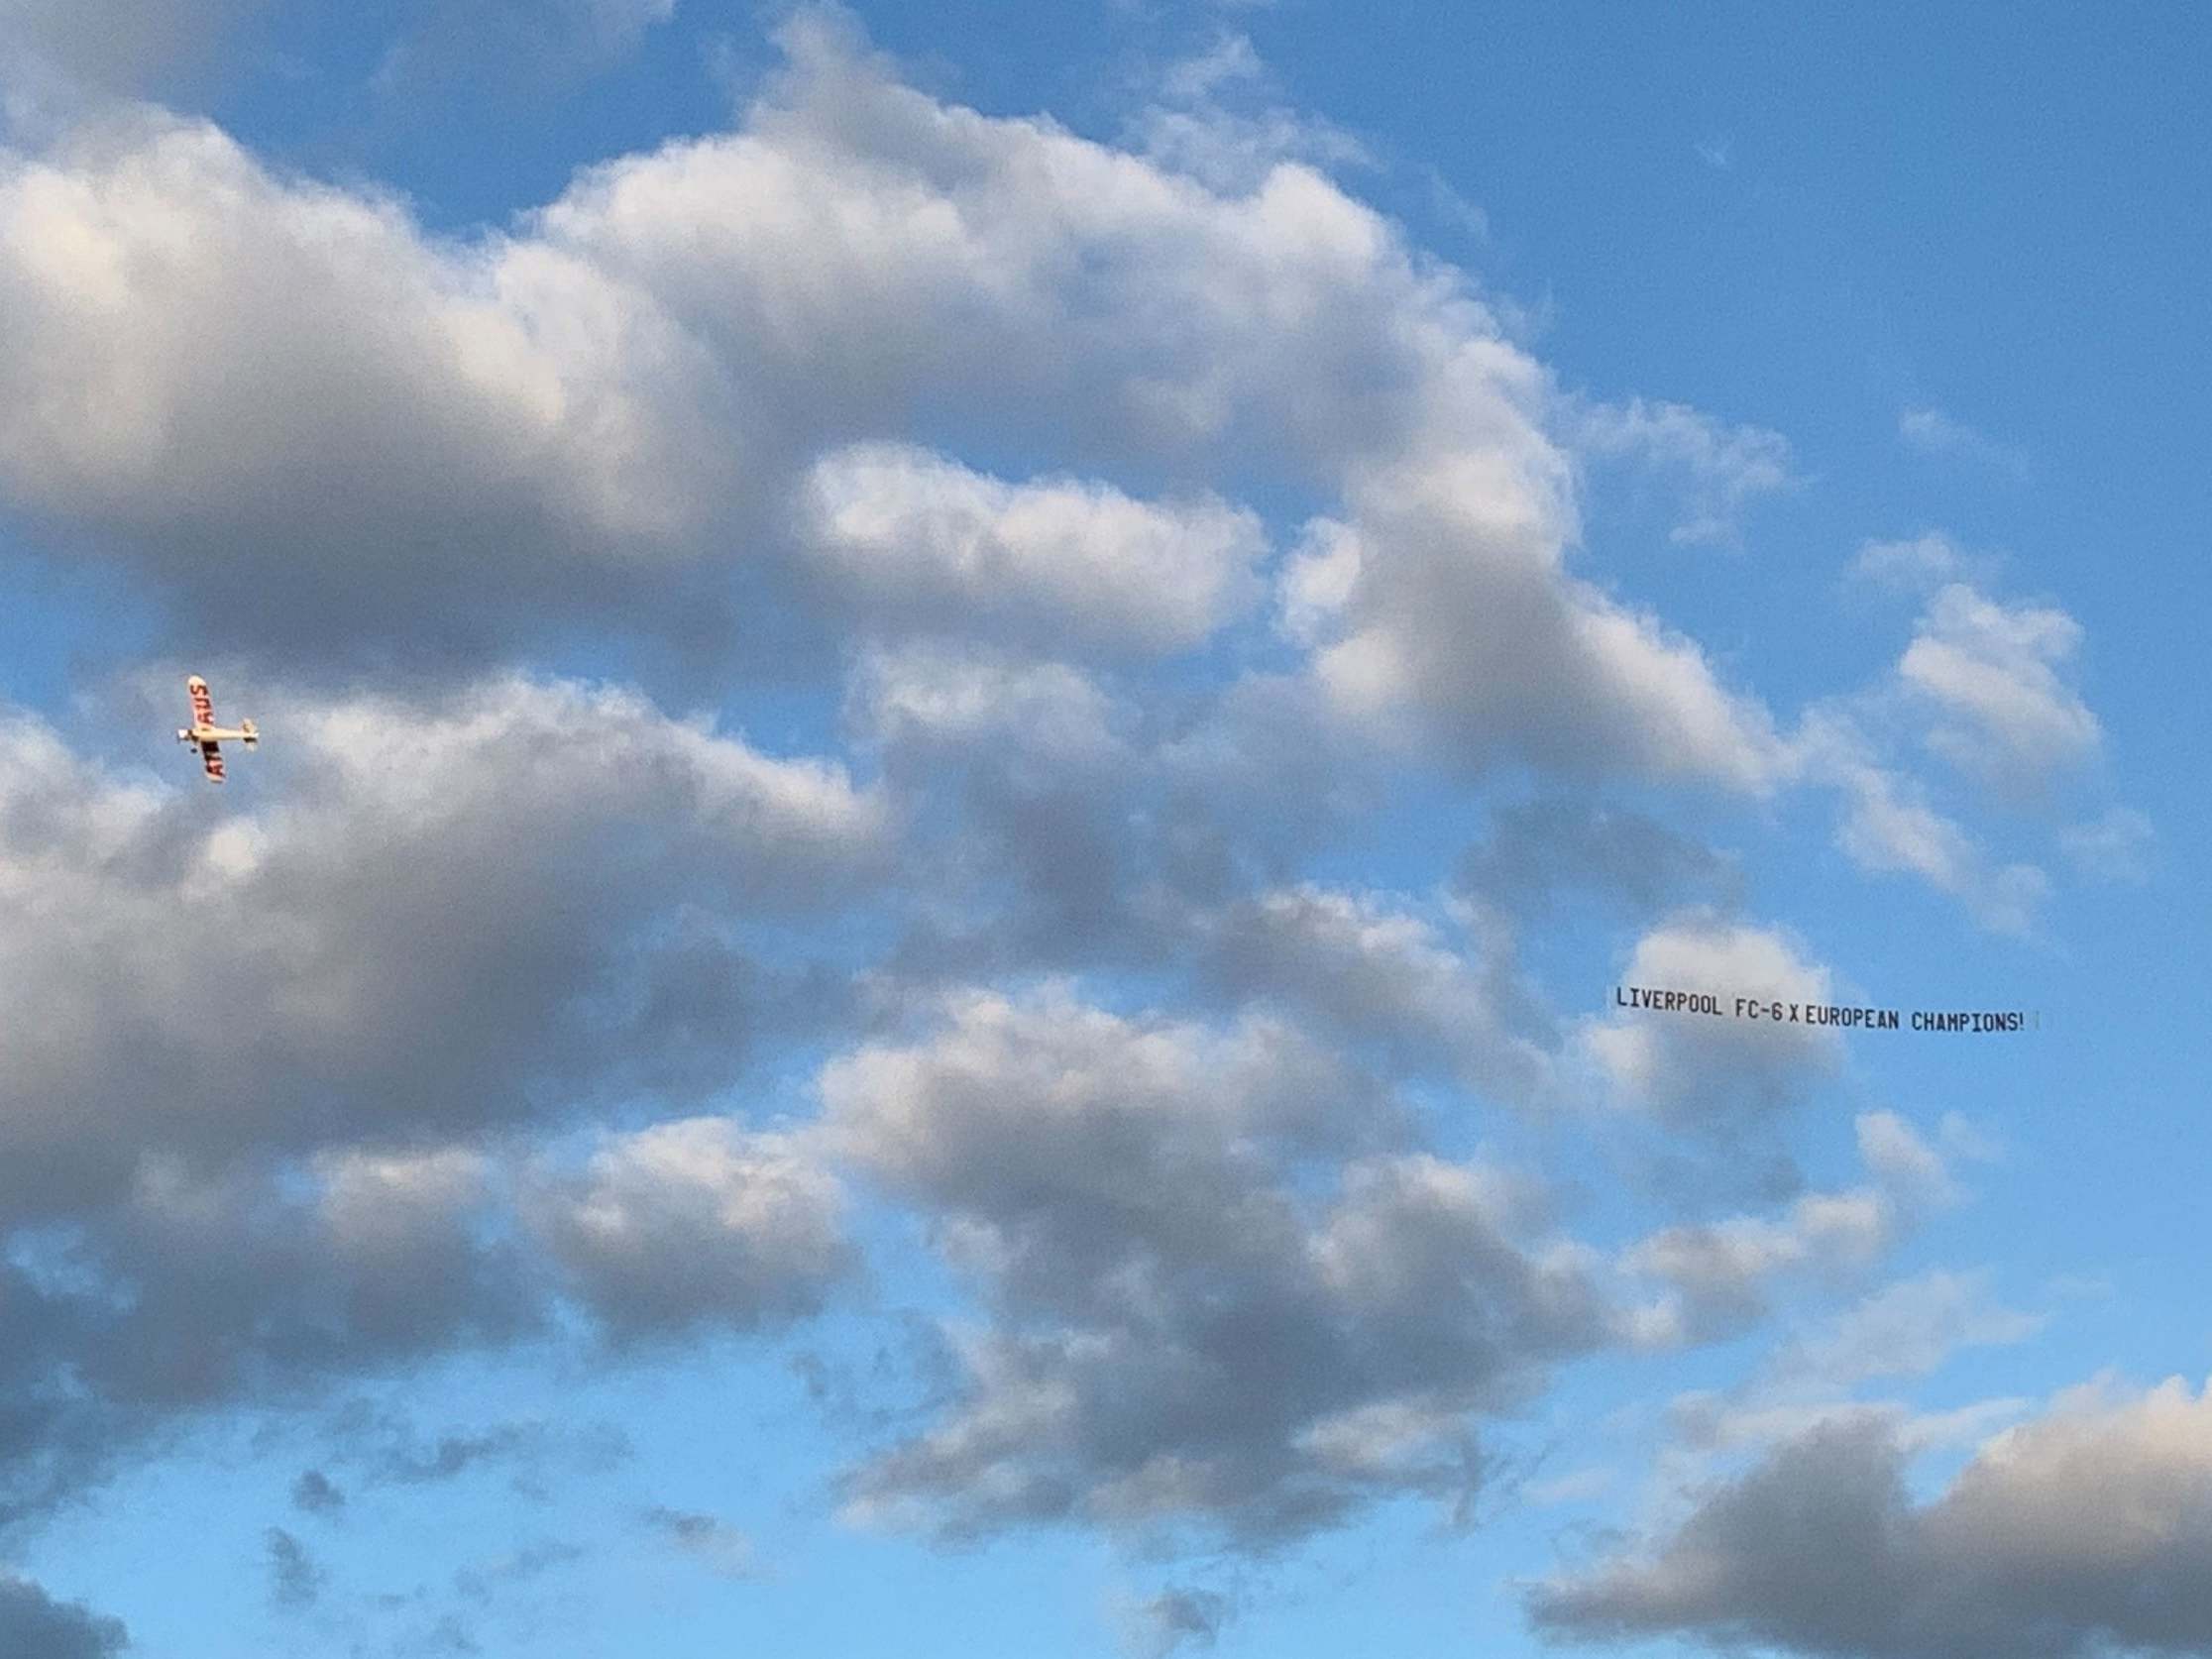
200,740,226,783
187,675,216,728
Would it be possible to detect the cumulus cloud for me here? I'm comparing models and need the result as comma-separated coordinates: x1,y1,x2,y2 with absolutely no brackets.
1530,1376,2212,1659
1899,584,2099,794
1196,884,1555,1107
0,9,1806,817
0,0,270,121
0,673,881,1216
1581,915,1841,1132
1286,479,1793,792
823,987,1608,1545
1620,1111,1963,1345
801,444,1265,657
0,674,878,1525
1458,797,1732,923
526,1119,853,1340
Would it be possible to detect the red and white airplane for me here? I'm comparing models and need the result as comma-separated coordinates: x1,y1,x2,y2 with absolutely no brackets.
176,675,259,783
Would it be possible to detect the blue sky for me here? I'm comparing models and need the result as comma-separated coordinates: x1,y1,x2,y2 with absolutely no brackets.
0,4,2204,1656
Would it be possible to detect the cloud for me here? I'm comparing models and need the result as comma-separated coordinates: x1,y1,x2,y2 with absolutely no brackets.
1621,1112,1962,1344
1127,31,1373,194
290,1469,345,1514
0,675,877,1525
1899,584,2099,794
800,444,1265,657
0,0,270,122
1286,479,1794,793
0,673,882,1218
0,1575,126,1659
1122,1584,1232,1656
373,0,677,98
1530,1375,2212,1659
266,1526,324,1611
642,1506,760,1580
0,10,1805,819
1771,1271,2043,1389
1459,797,1732,922
824,987,1608,1545
1580,915,1841,1132
1574,396,1797,546
1899,405,2029,480
1848,532,1972,595
1195,884,1556,1107
525,1119,854,1341
2059,806,2154,882
1800,710,2047,935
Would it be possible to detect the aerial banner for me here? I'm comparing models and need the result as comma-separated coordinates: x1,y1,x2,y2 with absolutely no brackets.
1611,985,2039,1033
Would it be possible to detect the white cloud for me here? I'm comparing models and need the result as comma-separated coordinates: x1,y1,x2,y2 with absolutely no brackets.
0,13,1805,813
1622,1111,1967,1344
1899,404,2029,479
1574,395,1797,547
1899,584,2099,793
802,444,1265,656
2059,806,2155,883
1799,710,2048,935
1776,1270,2045,1389
1849,531,1971,594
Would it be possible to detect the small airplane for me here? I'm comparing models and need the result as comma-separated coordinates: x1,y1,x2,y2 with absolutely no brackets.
176,675,259,783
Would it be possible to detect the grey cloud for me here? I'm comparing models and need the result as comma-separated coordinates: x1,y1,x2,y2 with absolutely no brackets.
0,675,882,1218
1530,1377,2212,1659
824,988,1608,1546
291,1468,345,1513
266,1526,323,1610
1126,1585,1231,1656
1580,913,1841,1135
0,1574,127,1659
316,1404,628,1500
1459,798,1732,922
0,0,270,115
524,1119,855,1341
1195,883,1555,1108
642,1507,759,1579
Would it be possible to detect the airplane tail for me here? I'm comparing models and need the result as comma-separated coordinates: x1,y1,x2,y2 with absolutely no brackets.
240,719,259,746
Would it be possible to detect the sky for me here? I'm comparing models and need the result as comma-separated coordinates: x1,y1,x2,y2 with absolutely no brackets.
0,2,2205,1655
